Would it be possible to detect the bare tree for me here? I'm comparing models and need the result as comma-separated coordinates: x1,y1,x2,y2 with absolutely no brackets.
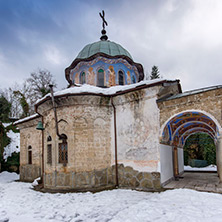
25,69,57,113
2,84,23,118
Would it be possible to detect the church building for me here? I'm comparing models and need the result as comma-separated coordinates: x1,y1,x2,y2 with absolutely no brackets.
15,12,222,192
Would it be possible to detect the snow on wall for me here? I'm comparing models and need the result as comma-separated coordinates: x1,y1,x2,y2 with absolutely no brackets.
160,144,173,184
114,86,161,172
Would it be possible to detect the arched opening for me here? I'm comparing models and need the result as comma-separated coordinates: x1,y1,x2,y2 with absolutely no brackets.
160,111,220,185
79,71,86,84
97,69,105,87
118,70,124,85
184,133,216,169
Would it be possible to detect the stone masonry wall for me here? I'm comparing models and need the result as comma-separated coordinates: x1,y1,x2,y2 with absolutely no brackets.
41,95,112,189
18,117,42,182
44,164,161,191
158,88,222,130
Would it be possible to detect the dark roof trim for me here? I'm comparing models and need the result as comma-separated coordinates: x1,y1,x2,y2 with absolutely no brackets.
65,52,144,86
157,85,222,102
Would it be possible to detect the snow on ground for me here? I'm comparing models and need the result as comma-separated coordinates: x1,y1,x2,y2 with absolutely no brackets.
3,127,20,160
184,165,217,171
1,172,222,221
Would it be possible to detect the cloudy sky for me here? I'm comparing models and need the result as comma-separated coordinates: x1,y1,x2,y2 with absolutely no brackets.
0,0,222,92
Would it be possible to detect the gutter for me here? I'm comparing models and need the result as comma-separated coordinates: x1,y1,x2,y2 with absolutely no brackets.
35,111,44,185
111,96,119,187
49,85,64,139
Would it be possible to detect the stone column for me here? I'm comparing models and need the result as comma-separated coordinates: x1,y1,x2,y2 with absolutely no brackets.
216,135,222,182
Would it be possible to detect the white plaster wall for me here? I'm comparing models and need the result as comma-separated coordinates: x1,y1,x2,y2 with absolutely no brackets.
113,86,161,172
178,147,184,174
160,144,173,183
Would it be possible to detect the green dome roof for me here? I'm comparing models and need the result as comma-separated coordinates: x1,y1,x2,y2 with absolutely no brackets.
76,40,133,60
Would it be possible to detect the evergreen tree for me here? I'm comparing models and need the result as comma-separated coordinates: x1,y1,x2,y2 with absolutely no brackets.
0,95,11,122
150,66,160,80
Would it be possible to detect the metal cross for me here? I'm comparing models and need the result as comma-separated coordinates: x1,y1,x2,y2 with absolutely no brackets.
99,10,108,30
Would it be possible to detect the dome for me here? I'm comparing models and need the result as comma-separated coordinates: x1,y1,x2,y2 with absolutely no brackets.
76,40,133,60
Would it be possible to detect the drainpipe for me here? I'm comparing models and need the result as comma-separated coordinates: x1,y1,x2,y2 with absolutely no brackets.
35,110,44,185
49,84,63,139
111,96,119,187
41,116,44,184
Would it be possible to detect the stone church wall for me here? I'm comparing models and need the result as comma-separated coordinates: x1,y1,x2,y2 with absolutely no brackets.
18,117,42,182
42,95,113,190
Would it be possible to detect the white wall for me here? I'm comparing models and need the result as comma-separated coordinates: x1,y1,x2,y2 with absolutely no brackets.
160,144,173,183
113,86,161,172
178,147,184,174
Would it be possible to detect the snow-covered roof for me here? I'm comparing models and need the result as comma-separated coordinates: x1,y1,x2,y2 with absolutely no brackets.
160,85,222,101
14,113,40,125
36,79,178,105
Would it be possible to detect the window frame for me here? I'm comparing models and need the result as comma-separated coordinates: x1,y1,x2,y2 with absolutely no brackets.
118,70,125,85
28,145,32,164
97,68,105,87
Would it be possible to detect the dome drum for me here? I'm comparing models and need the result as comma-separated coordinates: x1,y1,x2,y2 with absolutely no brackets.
65,41,144,87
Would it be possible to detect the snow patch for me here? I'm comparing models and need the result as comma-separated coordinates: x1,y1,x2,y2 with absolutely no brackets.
184,164,217,171
3,128,20,160
1,171,222,221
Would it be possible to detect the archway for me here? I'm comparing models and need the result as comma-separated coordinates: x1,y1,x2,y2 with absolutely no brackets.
160,111,221,184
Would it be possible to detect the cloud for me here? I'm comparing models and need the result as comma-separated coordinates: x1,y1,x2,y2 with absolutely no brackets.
0,0,221,92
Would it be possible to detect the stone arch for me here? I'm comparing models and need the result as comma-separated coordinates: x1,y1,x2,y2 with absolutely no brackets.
160,109,222,142
159,110,222,183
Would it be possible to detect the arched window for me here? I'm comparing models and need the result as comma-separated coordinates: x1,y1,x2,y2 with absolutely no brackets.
28,146,32,164
58,134,68,164
118,70,124,85
132,75,136,84
47,136,52,164
79,71,86,84
97,69,105,87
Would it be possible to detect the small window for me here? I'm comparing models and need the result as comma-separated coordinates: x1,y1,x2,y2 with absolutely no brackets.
118,70,124,85
47,136,52,142
79,71,86,84
28,146,32,164
47,135,52,164
59,134,68,164
97,69,105,87
47,144,52,164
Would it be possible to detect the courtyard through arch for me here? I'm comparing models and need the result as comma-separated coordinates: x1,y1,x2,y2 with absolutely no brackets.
159,111,222,185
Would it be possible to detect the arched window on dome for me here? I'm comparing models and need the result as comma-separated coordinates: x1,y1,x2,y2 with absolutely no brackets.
79,71,86,84
118,70,124,85
97,69,105,87
132,75,136,84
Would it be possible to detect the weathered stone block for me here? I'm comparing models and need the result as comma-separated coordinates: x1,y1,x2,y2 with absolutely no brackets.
153,179,161,189
144,172,152,180
151,172,160,179
140,179,153,189
136,172,144,181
